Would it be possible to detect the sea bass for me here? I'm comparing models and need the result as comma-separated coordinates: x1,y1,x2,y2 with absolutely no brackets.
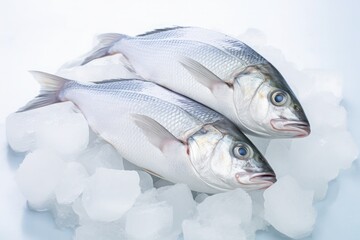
18,72,276,193
73,26,310,138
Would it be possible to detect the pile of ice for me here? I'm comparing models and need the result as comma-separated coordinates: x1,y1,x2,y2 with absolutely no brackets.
6,30,359,240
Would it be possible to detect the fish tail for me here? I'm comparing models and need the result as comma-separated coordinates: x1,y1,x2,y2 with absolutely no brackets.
17,71,70,112
76,33,127,67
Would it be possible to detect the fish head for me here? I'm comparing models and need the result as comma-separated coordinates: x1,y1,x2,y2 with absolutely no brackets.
188,122,276,191
233,63,310,138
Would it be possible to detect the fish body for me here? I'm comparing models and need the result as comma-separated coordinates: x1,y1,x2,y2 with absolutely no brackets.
19,72,276,193
77,27,310,138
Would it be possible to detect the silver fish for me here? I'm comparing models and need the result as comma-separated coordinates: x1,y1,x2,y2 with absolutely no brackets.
18,72,276,193
74,26,310,138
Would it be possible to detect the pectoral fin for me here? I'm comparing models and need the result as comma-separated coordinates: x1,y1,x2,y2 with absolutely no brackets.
131,114,184,153
179,56,228,92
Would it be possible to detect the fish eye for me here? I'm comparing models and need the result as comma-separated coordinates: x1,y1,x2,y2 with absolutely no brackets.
270,90,288,106
238,147,247,156
233,144,252,159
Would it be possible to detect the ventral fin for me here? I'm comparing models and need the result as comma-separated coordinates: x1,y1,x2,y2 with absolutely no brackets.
142,168,164,179
179,56,228,92
131,114,184,152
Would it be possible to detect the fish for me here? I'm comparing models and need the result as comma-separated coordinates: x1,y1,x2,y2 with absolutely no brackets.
72,26,310,138
18,71,276,193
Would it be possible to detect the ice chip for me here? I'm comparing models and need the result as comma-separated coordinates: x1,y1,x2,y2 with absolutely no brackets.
198,189,252,226
125,202,173,239
137,171,154,192
72,197,92,226
157,184,196,233
248,190,268,232
311,181,329,201
302,70,343,100
55,162,89,204
133,188,159,207
82,168,141,222
183,189,252,240
288,130,358,197
194,193,209,203
15,149,65,210
122,158,143,171
237,29,267,48
78,138,124,174
6,102,89,154
51,202,79,229
302,93,347,132
182,219,247,240
75,221,125,240
264,175,316,239
154,178,173,188
265,139,292,178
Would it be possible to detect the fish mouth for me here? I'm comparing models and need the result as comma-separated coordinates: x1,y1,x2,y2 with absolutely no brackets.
270,119,311,137
250,172,276,189
250,172,277,184
236,172,276,189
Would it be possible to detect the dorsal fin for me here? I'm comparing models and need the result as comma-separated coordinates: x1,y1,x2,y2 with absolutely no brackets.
137,26,186,37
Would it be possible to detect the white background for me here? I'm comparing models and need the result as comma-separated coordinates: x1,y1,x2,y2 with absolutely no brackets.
1,0,359,239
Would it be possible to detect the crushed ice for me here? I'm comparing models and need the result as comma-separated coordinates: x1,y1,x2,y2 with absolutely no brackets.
6,30,359,239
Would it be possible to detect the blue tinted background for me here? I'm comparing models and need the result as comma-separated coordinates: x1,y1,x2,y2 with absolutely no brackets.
0,0,359,239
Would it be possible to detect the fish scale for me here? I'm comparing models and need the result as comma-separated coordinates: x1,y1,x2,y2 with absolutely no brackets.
19,72,277,193
72,26,310,138
120,38,241,80
136,27,266,65
63,80,214,139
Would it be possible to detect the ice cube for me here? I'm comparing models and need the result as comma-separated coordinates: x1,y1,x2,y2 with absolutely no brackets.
77,138,124,175
194,193,209,204
302,93,347,132
302,70,343,100
81,168,141,222
72,197,92,226
248,190,269,234
15,149,65,210
125,202,173,239
122,158,143,171
264,175,316,239
154,178,173,188
55,162,89,204
157,184,196,233
183,189,251,240
198,189,252,226
137,171,154,192
238,29,267,48
288,130,358,199
6,102,89,154
182,219,247,240
75,221,125,240
265,139,292,178
51,202,79,229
